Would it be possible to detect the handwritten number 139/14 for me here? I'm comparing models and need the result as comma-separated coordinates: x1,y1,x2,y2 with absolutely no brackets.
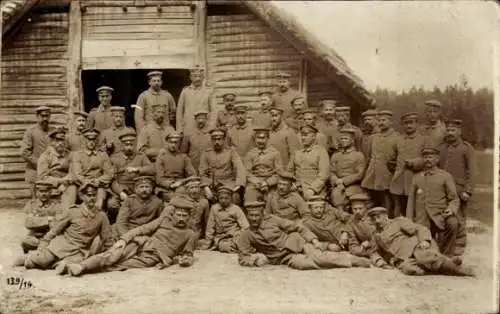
6,277,33,289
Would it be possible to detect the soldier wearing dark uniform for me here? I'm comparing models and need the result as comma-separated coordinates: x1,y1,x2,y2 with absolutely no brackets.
271,72,302,119
285,95,307,132
265,170,309,221
20,105,52,197
317,99,339,155
252,91,273,129
268,106,300,167
419,99,446,147
227,104,254,158
299,109,328,150
66,111,88,152
438,119,475,259
137,103,175,162
135,71,176,133
367,206,474,277
21,180,63,253
360,109,379,159
100,106,135,156
406,147,461,262
335,106,363,149
180,110,212,171
215,92,237,130
87,86,114,132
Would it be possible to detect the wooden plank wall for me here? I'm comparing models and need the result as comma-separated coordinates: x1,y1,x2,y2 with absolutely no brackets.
0,12,69,201
206,14,302,119
81,5,195,69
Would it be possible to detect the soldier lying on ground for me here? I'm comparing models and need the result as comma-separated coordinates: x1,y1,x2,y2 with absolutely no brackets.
63,197,197,276
238,201,371,270
265,170,309,221
21,180,64,253
14,181,113,274
367,206,475,277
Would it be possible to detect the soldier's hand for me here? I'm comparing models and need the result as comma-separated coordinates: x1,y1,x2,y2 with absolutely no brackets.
381,264,393,270
170,181,182,189
178,255,194,267
417,240,430,250
442,209,453,217
113,239,126,249
311,239,321,249
339,232,349,246
361,241,371,249
304,189,315,200
38,240,49,250
253,254,269,267
106,142,114,149
335,178,343,187
119,192,128,201
204,187,214,200
404,159,413,168
460,192,470,202
57,184,67,194
327,243,342,252
197,239,212,250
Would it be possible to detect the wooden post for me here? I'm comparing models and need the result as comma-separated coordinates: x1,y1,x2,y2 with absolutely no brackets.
194,0,207,71
0,8,3,97
67,0,83,114
299,57,308,97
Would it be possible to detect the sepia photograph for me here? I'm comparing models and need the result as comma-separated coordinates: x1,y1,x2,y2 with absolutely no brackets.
0,0,497,313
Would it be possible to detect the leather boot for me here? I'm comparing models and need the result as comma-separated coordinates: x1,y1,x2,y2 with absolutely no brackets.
440,258,475,277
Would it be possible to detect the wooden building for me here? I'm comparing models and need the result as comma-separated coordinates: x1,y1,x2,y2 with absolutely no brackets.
0,0,374,203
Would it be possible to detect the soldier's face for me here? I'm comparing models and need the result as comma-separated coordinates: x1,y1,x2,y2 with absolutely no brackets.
195,114,208,128
190,72,203,85
377,116,391,131
235,111,247,125
167,138,180,152
310,203,325,219
300,131,316,147
153,108,166,123
185,183,201,199
277,180,292,196
351,202,367,219
212,136,225,151
336,112,349,125
260,95,272,108
85,137,98,150
423,153,438,168
75,116,86,131
277,79,290,91
445,126,460,141
36,188,51,203
37,111,51,128
223,98,235,110
303,113,315,126
81,187,97,208
254,134,269,149
112,112,124,127
218,192,232,207
52,135,66,153
370,213,389,230
135,182,153,199
292,100,305,113
122,138,136,154
425,107,440,123
402,119,418,134
322,104,335,119
270,110,282,127
98,92,112,105
149,76,162,90
363,116,376,128
172,208,190,228
339,135,353,148
246,209,264,229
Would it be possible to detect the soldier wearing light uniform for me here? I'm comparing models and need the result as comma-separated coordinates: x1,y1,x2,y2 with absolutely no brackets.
215,92,237,130
316,99,339,155
176,66,213,136
66,111,88,152
227,104,255,158
180,110,212,171
265,170,309,221
88,86,114,132
100,106,135,156
252,91,273,129
271,72,302,119
419,99,446,147
268,106,300,167
135,71,176,133
137,103,175,162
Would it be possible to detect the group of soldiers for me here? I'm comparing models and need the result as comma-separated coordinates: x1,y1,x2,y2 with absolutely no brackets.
14,67,476,278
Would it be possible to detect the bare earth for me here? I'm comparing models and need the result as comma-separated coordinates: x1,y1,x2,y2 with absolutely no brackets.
0,209,496,314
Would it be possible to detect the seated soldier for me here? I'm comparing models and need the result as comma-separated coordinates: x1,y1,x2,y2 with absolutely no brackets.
265,170,309,221
21,180,64,253
37,126,77,208
112,176,164,240
199,185,249,253
166,176,210,240
108,130,154,221
367,206,475,277
14,181,113,274
238,201,371,270
64,197,198,276
155,131,196,202
244,127,282,202
137,103,175,162
330,128,365,212
347,194,379,259
71,128,114,210
99,106,135,156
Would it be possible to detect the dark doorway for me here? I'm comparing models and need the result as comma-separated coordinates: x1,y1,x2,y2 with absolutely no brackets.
81,69,190,129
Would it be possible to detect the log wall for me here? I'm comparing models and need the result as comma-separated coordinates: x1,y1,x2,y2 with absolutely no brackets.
0,12,69,201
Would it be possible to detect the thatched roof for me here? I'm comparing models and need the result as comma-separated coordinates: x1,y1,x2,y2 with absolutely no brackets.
1,0,40,35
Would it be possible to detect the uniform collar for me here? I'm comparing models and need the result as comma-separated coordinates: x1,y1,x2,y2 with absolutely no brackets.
81,203,97,218
236,122,248,129
426,120,443,130
302,144,315,152
446,138,463,147
271,121,285,132
425,167,438,175
257,147,268,155
122,151,136,160
341,147,355,154
189,83,204,90
97,104,111,111
148,88,164,95
380,128,394,136
404,132,417,139
84,149,98,156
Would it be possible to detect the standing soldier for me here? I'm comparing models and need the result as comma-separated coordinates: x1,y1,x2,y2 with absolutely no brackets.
438,119,475,259
180,110,212,171
271,72,302,119
300,109,328,149
317,99,339,155
176,66,213,136
268,106,300,167
360,109,379,159
155,131,196,202
100,106,135,156
137,103,175,162
87,86,114,132
406,147,461,262
252,91,273,129
21,106,52,197
66,111,88,152
390,112,431,217
361,110,399,213
288,125,330,201
37,127,76,208
335,106,363,149
134,71,176,133
215,92,237,130
329,128,365,212
244,128,282,202
265,170,309,221
71,128,114,211
420,99,446,146
227,104,254,158
285,95,307,132
199,128,246,204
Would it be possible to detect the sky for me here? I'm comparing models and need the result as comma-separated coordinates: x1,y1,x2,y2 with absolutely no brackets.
272,1,498,92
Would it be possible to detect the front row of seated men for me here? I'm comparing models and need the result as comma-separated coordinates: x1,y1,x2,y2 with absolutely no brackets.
16,170,475,278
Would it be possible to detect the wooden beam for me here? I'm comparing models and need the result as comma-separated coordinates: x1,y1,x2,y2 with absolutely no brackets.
67,0,83,114
194,0,207,70
299,57,308,96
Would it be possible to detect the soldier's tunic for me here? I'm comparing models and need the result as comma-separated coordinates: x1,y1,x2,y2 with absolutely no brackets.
238,215,357,270
71,149,114,187
252,108,273,129
268,122,300,168
406,168,460,256
100,126,135,155
110,152,154,195
180,125,211,171
228,122,255,159
215,109,237,130
87,105,113,132
285,114,303,132
317,118,339,154
205,203,249,252
66,129,85,152
166,194,210,238
271,88,301,119
135,88,176,132
20,124,51,185
329,147,365,208
244,146,283,202
176,84,213,135
288,144,330,198
155,149,196,190
347,217,376,258
113,195,164,238
265,190,309,221
420,120,446,147
136,122,175,161
199,147,246,189
360,127,379,159
22,200,63,252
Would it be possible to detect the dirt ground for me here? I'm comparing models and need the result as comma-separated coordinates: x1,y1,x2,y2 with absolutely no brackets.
0,209,496,314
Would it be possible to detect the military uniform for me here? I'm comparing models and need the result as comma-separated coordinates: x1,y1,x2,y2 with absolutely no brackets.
252,91,273,129
419,100,446,147
110,151,154,197
166,193,210,239
66,111,88,152
360,109,379,159
317,118,339,155
268,114,300,167
266,190,309,221
136,121,175,162
215,92,237,130
285,112,304,132
87,86,114,132
199,145,246,190
227,104,255,158
155,147,196,191
100,107,135,155
180,110,212,171
271,72,302,119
